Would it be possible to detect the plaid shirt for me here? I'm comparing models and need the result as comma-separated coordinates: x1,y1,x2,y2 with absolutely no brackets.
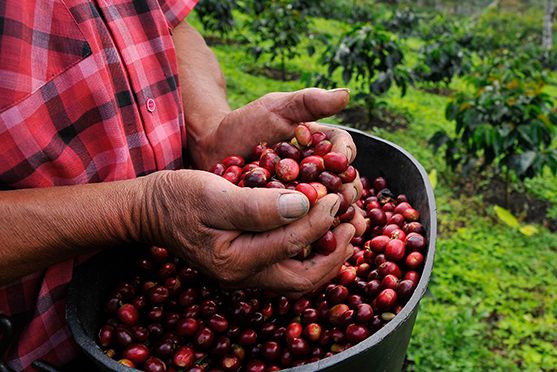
0,0,198,369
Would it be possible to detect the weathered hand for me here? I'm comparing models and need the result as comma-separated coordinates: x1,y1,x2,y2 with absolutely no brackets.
136,169,361,298
188,88,352,171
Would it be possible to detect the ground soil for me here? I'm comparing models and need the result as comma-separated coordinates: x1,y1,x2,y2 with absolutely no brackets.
419,86,455,97
203,35,240,47
451,171,556,230
246,66,302,82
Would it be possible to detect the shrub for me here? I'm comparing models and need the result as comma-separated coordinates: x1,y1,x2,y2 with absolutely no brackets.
317,0,376,25
413,36,472,87
465,9,542,57
430,52,557,208
316,24,411,117
382,7,424,39
194,0,237,38
243,0,308,80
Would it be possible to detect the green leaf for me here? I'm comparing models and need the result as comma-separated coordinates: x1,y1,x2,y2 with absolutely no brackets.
428,130,451,154
519,225,539,236
507,151,536,177
494,205,520,228
428,169,438,190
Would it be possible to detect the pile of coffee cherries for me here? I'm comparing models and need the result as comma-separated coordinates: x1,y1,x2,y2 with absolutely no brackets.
96,125,427,372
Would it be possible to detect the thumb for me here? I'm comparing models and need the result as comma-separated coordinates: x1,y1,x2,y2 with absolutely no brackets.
260,87,350,123
205,181,311,232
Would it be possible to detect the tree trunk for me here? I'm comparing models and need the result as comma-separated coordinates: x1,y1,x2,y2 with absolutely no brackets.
505,168,511,211
543,0,554,49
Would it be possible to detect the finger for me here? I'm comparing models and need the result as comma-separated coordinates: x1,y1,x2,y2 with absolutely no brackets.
338,171,363,205
348,204,367,238
306,122,357,164
260,88,350,124
215,194,341,282
247,222,357,298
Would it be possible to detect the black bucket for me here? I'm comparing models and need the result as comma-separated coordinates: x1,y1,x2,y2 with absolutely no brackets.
66,125,437,372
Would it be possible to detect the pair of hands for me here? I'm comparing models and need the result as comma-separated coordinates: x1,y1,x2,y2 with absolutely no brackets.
138,88,366,298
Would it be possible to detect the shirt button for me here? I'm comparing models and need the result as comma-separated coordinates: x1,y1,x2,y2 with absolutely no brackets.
146,98,156,112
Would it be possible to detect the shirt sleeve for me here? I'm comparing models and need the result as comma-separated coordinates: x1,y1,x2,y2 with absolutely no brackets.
157,0,199,29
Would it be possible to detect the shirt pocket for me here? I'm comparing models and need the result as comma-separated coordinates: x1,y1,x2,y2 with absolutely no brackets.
0,0,92,113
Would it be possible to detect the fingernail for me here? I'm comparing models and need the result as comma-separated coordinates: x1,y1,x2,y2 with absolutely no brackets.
346,145,354,163
330,196,341,217
352,185,359,204
327,88,350,94
279,193,309,219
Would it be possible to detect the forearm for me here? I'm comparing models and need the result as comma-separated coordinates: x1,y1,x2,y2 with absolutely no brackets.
0,180,144,285
172,20,231,170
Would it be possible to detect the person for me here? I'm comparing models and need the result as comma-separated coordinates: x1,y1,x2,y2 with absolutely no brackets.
0,0,365,370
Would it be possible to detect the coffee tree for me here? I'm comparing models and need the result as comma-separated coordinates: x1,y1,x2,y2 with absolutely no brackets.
317,24,411,118
317,0,376,25
412,36,471,87
244,0,308,80
382,7,424,39
429,52,557,208
194,0,237,39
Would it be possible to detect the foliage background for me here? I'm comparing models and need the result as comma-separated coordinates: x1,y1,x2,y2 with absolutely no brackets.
188,1,557,370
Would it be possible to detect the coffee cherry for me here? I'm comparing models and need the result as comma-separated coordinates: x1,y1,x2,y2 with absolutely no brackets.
396,279,417,304
295,183,318,206
406,251,424,270
173,345,195,369
328,304,349,326
345,323,370,344
259,152,280,175
118,359,135,368
221,354,242,372
295,124,313,147
373,177,387,192
385,239,405,262
152,338,176,359
143,356,166,372
288,337,310,357
275,158,300,182
194,327,215,349
313,230,337,256
117,304,139,326
353,303,374,323
310,182,328,199
323,152,349,174
98,324,114,348
314,140,333,156
243,167,270,187
317,171,342,193
338,165,357,183
405,232,427,252
209,335,232,358
403,208,420,222
298,161,320,183
376,289,398,311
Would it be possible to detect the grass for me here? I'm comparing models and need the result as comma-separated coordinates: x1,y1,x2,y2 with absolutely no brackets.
186,10,557,372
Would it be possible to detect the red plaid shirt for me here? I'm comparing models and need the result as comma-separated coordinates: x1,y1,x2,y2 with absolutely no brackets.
0,0,198,369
